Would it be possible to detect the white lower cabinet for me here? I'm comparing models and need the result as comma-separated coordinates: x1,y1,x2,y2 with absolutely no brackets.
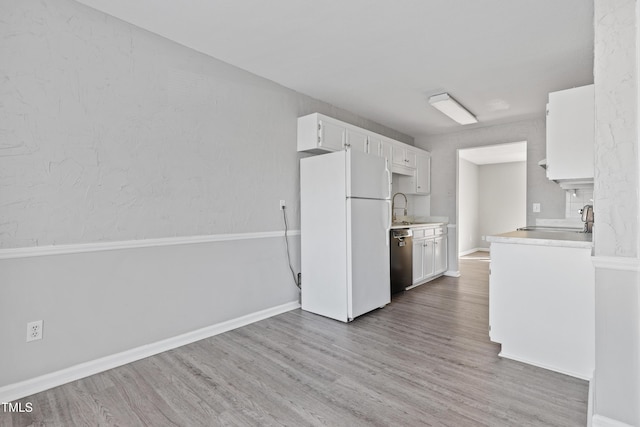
412,238,433,283
411,225,448,285
433,235,447,274
488,241,594,379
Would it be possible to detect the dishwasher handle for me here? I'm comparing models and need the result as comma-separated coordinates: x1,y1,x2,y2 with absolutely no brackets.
392,229,413,239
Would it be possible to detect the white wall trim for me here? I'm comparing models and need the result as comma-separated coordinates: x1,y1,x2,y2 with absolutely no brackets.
0,230,301,260
592,415,634,427
444,270,461,277
458,247,490,257
592,256,640,272
0,300,300,403
499,350,592,381
587,371,595,427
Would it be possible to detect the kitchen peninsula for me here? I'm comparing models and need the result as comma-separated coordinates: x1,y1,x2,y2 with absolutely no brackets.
486,229,594,380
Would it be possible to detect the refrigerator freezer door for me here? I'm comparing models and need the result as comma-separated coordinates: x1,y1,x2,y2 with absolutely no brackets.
347,198,391,319
346,150,391,200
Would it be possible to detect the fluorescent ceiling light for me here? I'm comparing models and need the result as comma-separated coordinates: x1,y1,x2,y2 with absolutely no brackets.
428,93,478,125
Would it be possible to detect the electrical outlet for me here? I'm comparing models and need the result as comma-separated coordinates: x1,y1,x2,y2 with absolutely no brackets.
533,203,541,213
280,200,286,210
26,320,43,342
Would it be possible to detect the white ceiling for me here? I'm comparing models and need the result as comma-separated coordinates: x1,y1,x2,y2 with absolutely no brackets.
459,141,527,165
74,0,594,139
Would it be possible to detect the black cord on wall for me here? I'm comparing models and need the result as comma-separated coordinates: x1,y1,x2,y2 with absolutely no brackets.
282,206,301,289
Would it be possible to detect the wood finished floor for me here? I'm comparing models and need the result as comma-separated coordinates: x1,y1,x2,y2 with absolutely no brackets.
2,252,588,426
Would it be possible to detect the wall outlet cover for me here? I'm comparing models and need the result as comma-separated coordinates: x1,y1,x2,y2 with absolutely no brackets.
26,320,43,342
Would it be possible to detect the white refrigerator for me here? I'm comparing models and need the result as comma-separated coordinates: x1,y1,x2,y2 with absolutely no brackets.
300,149,392,322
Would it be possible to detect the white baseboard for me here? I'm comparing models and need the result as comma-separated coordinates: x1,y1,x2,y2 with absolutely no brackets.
498,350,592,381
0,300,300,403
587,373,594,427
592,415,634,427
458,247,489,256
444,270,461,277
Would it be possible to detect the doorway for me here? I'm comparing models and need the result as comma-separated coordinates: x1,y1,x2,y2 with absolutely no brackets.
457,142,527,256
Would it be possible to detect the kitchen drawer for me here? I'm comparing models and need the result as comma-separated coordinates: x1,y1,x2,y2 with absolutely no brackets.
435,227,446,236
413,228,435,239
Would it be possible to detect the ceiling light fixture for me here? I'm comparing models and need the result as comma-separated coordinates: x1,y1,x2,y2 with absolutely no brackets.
428,93,478,125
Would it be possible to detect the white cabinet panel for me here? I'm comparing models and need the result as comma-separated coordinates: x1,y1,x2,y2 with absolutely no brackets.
416,154,431,194
434,235,447,274
392,145,416,168
346,128,369,153
397,153,430,195
411,225,447,285
370,136,393,169
488,242,594,379
380,140,393,168
319,119,345,152
422,239,435,278
546,84,594,180
412,240,424,284
297,113,344,153
392,145,406,167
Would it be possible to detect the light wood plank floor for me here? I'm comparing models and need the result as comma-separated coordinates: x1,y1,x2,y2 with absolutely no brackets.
2,252,588,426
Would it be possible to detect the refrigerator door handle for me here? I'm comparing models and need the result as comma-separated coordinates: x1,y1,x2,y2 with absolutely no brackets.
386,200,392,247
385,167,392,199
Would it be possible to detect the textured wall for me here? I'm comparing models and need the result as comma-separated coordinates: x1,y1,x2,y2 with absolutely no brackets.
0,0,411,250
593,0,639,258
0,0,413,391
416,118,565,227
592,0,640,426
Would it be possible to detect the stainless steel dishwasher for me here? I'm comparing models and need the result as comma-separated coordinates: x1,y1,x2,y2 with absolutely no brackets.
390,228,412,294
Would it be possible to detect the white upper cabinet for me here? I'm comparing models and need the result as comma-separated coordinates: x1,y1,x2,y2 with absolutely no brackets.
380,139,393,166
345,128,369,153
392,145,416,169
396,151,430,195
545,84,594,181
318,119,345,152
370,136,393,169
415,153,431,194
297,113,431,195
298,113,344,153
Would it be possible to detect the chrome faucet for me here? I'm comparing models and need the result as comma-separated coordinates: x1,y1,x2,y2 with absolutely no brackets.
580,204,594,233
392,192,408,223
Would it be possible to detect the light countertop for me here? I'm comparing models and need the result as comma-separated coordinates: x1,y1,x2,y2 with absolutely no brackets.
390,222,446,230
486,230,593,249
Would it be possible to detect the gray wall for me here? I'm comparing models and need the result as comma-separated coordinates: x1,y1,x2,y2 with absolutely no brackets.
0,0,412,250
458,158,480,253
478,162,527,248
0,0,412,389
416,119,565,227
457,160,526,253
